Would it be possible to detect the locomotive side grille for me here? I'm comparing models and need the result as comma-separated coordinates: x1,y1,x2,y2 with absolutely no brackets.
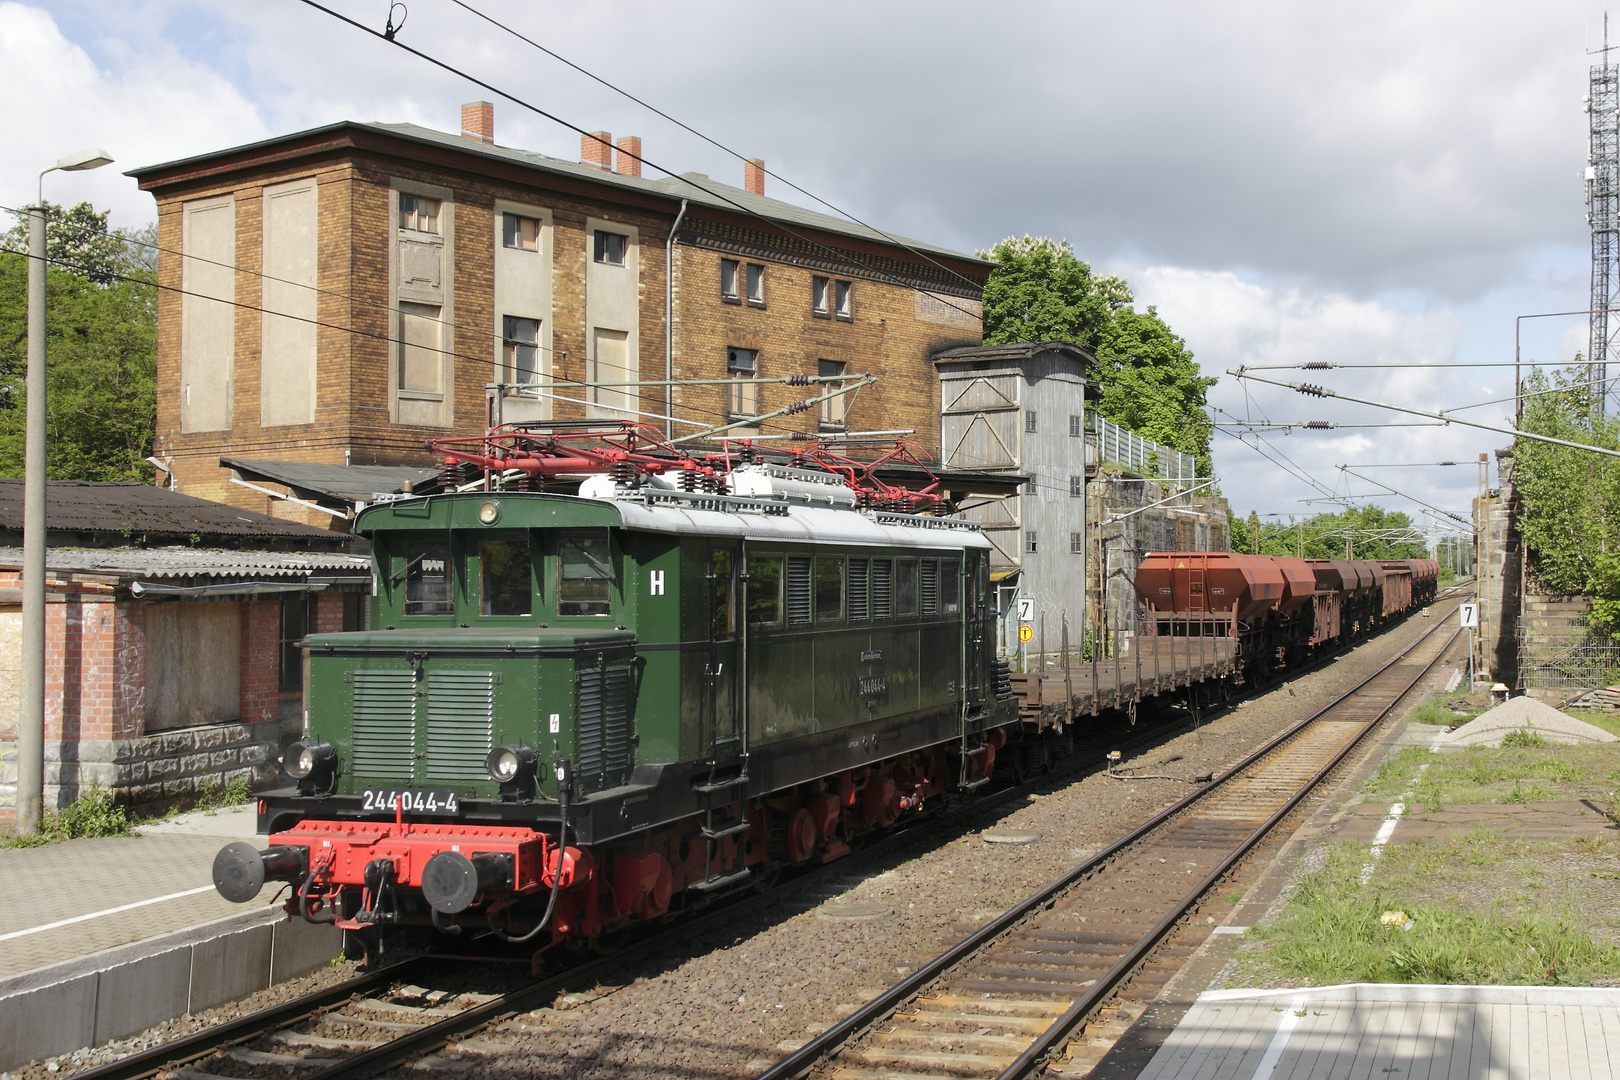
872,559,893,618
424,671,495,783
351,670,416,778
847,558,869,621
575,657,635,794
786,556,812,625
920,559,939,614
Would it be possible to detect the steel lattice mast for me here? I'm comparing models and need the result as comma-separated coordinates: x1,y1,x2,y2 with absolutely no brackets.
1589,16,1619,416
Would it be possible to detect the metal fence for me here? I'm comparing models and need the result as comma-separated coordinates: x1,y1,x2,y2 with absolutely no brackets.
1517,619,1620,690
1089,412,1197,482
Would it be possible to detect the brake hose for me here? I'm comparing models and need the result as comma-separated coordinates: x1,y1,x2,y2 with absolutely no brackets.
489,769,570,943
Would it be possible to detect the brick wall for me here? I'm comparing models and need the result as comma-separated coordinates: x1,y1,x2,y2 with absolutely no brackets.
147,133,987,508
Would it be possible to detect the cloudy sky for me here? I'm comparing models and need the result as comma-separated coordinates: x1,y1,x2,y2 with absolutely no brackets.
3,0,1610,537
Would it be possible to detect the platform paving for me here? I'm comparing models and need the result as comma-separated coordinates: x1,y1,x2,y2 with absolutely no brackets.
0,805,259,979
1134,984,1620,1080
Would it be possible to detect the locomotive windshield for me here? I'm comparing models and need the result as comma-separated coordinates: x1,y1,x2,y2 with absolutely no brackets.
557,530,613,616
478,536,532,616
401,539,452,615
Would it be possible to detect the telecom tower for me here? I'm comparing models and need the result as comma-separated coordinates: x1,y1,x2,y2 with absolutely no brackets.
1588,17,1619,415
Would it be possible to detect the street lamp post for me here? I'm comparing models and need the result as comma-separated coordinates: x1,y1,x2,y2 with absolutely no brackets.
18,149,114,835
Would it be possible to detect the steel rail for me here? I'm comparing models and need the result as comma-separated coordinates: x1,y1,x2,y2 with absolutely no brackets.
757,600,1463,1080
67,960,423,1080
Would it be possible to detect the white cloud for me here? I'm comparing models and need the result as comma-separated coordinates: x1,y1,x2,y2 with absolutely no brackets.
0,2,264,229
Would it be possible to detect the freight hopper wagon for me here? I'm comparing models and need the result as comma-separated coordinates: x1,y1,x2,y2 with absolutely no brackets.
1134,552,1438,685
211,428,1018,961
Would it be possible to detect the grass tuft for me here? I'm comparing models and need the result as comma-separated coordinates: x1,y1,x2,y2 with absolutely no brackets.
1502,728,1550,749
1254,845,1620,986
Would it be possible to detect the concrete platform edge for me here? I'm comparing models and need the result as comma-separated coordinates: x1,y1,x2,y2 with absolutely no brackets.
1197,981,1620,1006
0,903,343,1071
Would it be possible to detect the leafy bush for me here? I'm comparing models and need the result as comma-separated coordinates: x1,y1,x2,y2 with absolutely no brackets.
3,780,131,847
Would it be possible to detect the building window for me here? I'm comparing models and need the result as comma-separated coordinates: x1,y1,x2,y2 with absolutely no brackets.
1025,531,1038,554
593,229,628,265
399,194,440,234
1070,414,1083,437
813,275,830,315
279,594,309,692
728,347,759,416
1070,532,1084,554
1070,475,1084,497
721,258,740,301
502,213,539,251
746,263,765,305
835,280,852,320
819,359,848,428
398,302,443,396
503,316,540,384
1025,409,1038,433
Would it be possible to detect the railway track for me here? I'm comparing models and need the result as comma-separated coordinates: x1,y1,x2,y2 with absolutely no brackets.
60,600,1462,1080
757,596,1466,1080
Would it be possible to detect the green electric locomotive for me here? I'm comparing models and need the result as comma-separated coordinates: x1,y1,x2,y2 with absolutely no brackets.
213,447,1017,955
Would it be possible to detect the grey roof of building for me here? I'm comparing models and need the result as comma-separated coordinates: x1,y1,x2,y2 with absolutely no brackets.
130,121,989,269
0,481,348,540
222,458,442,505
932,340,1097,364
0,548,369,579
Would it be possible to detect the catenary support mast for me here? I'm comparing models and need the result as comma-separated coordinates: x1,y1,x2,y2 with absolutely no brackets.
1589,15,1619,415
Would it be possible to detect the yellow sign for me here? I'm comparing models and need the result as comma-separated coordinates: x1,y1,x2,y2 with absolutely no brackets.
1018,624,1034,643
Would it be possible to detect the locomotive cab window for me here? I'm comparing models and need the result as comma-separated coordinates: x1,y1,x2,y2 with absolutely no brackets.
942,560,961,614
747,555,782,625
558,532,614,616
401,540,453,616
479,536,533,617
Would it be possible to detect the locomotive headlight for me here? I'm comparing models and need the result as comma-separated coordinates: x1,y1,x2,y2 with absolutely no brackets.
477,501,501,525
284,739,335,780
485,744,536,784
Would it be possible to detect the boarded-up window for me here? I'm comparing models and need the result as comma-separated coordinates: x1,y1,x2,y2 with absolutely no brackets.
399,302,443,395
145,603,242,731
181,196,235,433
588,327,633,418
262,179,318,426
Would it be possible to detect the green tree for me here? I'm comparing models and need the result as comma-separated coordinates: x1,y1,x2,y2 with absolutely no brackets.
980,236,1131,350
979,235,1215,474
1227,506,1428,560
1092,307,1216,477
0,202,156,482
1512,367,1620,628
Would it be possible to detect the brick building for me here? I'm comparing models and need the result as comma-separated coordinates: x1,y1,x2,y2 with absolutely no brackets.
0,483,367,820
127,104,991,519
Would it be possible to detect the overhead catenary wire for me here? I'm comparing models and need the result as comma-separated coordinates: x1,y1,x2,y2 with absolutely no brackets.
443,0,988,299
291,0,987,326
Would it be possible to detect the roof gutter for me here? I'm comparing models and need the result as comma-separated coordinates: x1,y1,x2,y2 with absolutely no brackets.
130,580,331,599
665,198,688,439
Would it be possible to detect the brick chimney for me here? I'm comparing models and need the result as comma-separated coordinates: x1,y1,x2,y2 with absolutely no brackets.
461,101,494,144
615,135,642,177
581,131,613,170
744,158,765,196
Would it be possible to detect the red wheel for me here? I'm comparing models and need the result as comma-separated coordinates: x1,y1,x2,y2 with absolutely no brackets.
786,808,816,863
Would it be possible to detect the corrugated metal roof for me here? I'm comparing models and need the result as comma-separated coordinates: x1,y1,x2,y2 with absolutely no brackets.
932,341,1097,365
0,481,348,540
131,121,990,270
222,458,442,504
0,547,370,580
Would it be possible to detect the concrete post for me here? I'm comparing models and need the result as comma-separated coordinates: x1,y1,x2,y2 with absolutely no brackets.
19,205,46,834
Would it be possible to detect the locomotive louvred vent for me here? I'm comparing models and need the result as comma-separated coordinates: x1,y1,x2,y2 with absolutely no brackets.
786,556,812,625
920,560,939,614
871,559,893,618
351,670,416,778
847,558,869,621
425,671,495,783
575,656,635,793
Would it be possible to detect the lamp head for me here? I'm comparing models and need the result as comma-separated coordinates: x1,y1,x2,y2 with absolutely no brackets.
53,149,114,172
